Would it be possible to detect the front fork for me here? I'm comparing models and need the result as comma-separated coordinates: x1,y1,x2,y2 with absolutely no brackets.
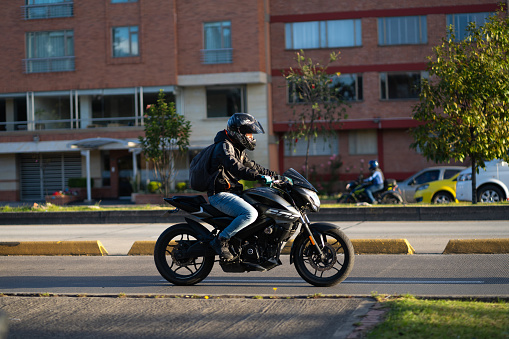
300,214,326,260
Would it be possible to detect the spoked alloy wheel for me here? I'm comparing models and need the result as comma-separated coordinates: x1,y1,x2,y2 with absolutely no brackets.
154,224,214,286
294,228,354,287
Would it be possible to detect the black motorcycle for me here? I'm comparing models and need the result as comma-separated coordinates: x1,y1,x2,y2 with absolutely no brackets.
154,168,354,287
337,176,403,204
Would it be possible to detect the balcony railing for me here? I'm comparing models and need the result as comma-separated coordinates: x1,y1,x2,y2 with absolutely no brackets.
201,48,233,64
22,2,74,20
23,56,75,73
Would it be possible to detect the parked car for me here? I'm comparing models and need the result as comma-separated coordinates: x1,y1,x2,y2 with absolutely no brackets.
414,173,460,204
398,166,466,203
456,159,509,203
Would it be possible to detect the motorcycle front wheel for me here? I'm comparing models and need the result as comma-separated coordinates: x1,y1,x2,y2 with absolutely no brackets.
293,228,354,287
154,223,215,286
380,191,404,204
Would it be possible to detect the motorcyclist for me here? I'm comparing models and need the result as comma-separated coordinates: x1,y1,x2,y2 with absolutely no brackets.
207,113,278,260
363,160,384,204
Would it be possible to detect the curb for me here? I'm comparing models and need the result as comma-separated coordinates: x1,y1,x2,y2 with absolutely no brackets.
1,239,508,256
443,238,509,254
128,239,416,256
0,241,108,256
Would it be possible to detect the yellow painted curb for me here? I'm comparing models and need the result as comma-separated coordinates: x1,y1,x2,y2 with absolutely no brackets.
128,241,156,256
0,241,108,256
130,239,415,255
351,239,415,255
443,238,509,254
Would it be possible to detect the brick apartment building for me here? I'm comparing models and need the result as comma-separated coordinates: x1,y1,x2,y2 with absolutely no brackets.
0,0,500,202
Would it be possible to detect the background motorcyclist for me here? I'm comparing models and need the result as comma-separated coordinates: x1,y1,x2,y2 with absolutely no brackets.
207,113,278,260
363,160,384,204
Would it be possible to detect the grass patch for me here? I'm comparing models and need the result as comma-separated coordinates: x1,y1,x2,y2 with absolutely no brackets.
368,295,509,339
0,202,168,213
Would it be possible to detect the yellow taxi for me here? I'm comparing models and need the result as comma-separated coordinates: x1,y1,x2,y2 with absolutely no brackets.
414,173,460,204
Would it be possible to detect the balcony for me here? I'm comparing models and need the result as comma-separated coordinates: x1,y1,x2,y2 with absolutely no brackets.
23,56,75,74
201,48,233,64
22,2,74,20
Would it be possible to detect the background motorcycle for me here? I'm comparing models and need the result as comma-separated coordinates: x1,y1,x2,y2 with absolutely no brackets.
337,176,403,204
154,168,354,287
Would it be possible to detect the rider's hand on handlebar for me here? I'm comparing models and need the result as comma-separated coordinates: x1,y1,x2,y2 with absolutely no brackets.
256,175,273,184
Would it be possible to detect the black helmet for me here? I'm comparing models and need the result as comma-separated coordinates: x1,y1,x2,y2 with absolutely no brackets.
227,113,264,151
368,160,379,171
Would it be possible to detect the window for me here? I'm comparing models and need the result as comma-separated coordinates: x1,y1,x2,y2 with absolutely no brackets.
24,0,73,20
0,96,27,131
446,12,493,41
378,16,427,45
330,74,363,102
206,86,245,118
285,19,362,49
349,130,377,155
285,134,339,157
202,21,232,64
414,170,440,185
288,74,363,104
380,71,428,100
444,169,462,179
24,30,75,73
112,26,139,57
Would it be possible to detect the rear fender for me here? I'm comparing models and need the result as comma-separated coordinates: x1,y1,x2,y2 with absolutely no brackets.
184,217,213,240
181,217,215,257
289,222,341,265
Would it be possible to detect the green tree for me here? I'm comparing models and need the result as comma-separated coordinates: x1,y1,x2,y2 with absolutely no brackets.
411,12,509,203
138,90,191,197
284,50,348,178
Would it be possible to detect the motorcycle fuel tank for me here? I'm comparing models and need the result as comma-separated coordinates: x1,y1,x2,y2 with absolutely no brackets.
242,187,301,222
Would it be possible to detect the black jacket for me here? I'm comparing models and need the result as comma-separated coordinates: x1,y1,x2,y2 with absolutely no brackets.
207,130,276,196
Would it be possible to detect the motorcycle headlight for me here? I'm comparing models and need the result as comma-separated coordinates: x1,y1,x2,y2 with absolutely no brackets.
416,184,429,192
294,187,320,212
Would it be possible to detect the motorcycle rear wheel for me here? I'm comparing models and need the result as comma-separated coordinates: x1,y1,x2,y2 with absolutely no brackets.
154,223,215,286
293,228,354,287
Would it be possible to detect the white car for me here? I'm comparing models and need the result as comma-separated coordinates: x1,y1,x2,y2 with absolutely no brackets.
456,159,509,203
398,166,466,203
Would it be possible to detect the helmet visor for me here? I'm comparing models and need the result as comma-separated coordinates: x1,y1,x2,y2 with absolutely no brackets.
239,120,264,134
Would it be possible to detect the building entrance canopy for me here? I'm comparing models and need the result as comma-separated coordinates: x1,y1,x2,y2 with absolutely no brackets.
67,138,141,202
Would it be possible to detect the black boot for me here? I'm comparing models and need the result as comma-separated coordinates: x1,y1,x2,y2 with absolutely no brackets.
210,236,234,260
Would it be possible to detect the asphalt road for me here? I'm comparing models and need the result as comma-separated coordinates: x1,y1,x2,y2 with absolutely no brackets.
1,220,507,339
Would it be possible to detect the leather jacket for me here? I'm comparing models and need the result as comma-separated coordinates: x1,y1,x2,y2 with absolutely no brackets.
207,130,276,196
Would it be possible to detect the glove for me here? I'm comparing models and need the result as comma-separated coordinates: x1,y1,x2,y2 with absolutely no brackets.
256,175,273,184
284,176,293,185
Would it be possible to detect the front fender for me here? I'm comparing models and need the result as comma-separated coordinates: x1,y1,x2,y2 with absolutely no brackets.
289,222,341,265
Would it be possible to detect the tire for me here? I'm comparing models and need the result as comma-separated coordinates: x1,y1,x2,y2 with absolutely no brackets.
380,192,403,204
478,185,504,203
154,223,215,286
432,191,454,204
293,228,355,287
